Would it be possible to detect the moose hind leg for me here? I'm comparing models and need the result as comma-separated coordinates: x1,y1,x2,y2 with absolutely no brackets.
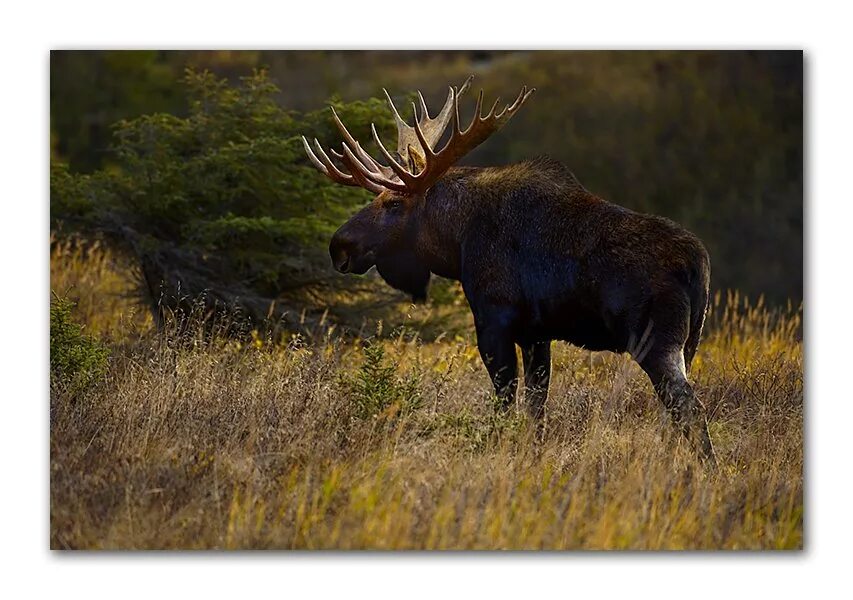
640,349,717,467
522,341,551,437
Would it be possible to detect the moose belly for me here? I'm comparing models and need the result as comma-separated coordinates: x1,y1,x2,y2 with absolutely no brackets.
517,296,627,353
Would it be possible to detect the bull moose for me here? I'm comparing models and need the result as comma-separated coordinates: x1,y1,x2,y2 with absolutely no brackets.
302,76,716,466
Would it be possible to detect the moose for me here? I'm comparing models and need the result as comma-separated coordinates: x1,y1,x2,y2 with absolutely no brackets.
303,76,716,466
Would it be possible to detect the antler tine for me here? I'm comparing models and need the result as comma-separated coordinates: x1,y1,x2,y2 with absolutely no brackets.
497,85,535,120
313,139,357,184
302,136,330,176
316,140,342,166
339,143,396,194
417,91,430,121
330,107,358,147
508,86,529,113
331,107,376,168
371,123,417,187
463,89,485,134
452,85,463,136
412,102,436,157
457,75,474,97
486,96,501,119
429,86,458,134
518,87,536,110
352,142,378,174
383,88,408,131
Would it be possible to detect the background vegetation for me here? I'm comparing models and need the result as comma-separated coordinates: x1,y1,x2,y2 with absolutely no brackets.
52,50,803,315
50,51,803,550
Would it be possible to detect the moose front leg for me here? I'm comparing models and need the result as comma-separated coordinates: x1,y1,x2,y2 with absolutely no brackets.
521,341,551,438
475,321,519,412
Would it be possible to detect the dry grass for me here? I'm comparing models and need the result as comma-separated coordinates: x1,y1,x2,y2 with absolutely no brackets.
50,234,153,337
50,240,803,550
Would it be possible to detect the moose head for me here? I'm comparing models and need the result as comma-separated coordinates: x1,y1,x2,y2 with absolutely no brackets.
302,76,534,301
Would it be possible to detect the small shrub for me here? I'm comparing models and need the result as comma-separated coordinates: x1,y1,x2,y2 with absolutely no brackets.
348,340,421,420
50,295,109,393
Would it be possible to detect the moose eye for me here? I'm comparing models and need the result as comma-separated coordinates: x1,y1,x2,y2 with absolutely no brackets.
385,199,403,211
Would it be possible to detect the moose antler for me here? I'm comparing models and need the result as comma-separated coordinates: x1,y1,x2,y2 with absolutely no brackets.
386,75,473,171
302,76,535,196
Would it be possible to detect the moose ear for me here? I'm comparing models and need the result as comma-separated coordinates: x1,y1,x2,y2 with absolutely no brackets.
375,250,431,303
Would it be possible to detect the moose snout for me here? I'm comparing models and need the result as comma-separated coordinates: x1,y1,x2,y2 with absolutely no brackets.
329,234,354,273
330,229,375,274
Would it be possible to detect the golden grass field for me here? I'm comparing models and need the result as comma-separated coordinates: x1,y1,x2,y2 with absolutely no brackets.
50,238,803,550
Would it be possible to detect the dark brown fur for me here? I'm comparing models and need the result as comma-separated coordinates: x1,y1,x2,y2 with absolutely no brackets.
330,156,716,465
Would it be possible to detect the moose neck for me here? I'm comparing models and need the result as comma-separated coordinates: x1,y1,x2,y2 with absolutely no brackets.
412,167,482,281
